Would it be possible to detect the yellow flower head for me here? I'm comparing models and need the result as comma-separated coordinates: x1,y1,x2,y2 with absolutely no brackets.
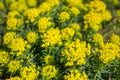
20,65,39,80
45,0,60,7
58,11,70,22
8,60,21,73
9,1,27,12
26,0,37,7
92,33,104,45
86,0,106,12
42,28,62,47
24,8,39,23
61,27,75,40
26,32,38,44
3,32,16,45
102,10,112,21
84,11,103,31
0,50,9,66
110,34,120,45
66,0,84,9
7,10,20,18
70,6,80,16
42,65,57,80
62,39,91,66
64,69,88,80
37,17,52,33
6,18,23,30
70,23,80,31
8,37,27,52
99,43,120,63
44,55,54,64
38,2,51,14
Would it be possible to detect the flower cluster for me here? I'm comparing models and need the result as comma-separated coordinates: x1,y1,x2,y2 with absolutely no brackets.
84,0,112,31
0,0,120,79
62,39,91,66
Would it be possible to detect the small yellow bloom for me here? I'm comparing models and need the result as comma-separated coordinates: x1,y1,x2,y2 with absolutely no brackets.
24,8,39,23
92,33,104,45
37,17,52,33
42,65,57,80
61,27,75,40
8,37,27,52
64,69,88,80
58,11,70,22
42,28,62,47
20,65,39,80
26,32,38,43
0,50,9,66
6,18,23,30
3,32,16,45
44,55,54,64
70,7,80,16
8,60,21,73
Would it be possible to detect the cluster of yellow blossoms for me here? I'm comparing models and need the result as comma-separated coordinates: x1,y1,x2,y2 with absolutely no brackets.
41,28,62,47
62,39,91,66
92,33,120,64
0,0,120,79
84,0,112,31
42,65,57,80
64,69,88,80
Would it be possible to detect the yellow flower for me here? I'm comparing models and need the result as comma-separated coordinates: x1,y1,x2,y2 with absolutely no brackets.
26,32,38,44
16,51,23,56
6,18,23,30
8,37,27,52
45,0,60,7
8,60,21,73
70,6,80,16
44,55,54,64
102,10,112,21
70,23,80,31
58,11,70,22
61,27,75,40
99,43,120,63
92,33,104,45
64,69,88,80
110,34,120,45
42,65,57,80
42,28,62,47
38,2,51,14
24,8,39,23
62,39,91,66
7,10,20,18
20,65,39,80
26,0,37,7
9,1,27,12
66,0,84,9
84,11,103,31
0,50,9,66
3,32,16,45
37,17,52,33
86,0,106,12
